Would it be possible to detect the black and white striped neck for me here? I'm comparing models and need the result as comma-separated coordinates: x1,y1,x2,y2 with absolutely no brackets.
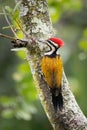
44,40,59,57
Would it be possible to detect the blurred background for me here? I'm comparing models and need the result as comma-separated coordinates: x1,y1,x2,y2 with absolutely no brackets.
0,0,87,130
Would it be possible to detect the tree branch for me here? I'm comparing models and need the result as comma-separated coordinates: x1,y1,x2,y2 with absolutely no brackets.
2,0,87,129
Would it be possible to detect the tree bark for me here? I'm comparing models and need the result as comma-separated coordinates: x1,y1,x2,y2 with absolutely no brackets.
14,0,87,130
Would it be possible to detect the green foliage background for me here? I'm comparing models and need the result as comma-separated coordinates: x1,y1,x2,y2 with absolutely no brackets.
0,0,87,130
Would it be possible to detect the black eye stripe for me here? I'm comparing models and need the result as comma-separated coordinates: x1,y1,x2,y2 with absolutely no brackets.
47,40,58,49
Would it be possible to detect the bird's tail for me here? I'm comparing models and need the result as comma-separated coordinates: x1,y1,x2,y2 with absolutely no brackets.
50,88,63,111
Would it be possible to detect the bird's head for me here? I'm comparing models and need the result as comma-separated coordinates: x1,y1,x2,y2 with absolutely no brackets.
45,37,64,56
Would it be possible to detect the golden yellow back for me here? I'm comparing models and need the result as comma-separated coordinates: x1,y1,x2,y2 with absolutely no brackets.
41,55,63,89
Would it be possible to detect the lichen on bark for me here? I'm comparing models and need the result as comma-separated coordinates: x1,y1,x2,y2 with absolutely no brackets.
19,0,53,39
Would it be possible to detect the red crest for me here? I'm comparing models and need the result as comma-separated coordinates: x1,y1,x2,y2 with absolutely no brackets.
48,37,64,47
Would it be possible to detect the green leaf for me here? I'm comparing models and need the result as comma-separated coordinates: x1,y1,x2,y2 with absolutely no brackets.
13,10,20,20
5,6,12,13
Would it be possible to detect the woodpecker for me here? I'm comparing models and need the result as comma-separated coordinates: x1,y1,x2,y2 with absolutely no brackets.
41,37,64,111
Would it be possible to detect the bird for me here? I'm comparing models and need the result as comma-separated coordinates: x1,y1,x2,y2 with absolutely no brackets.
41,37,64,111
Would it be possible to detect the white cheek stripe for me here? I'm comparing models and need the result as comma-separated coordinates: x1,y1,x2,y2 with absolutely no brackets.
44,41,55,56
44,47,55,55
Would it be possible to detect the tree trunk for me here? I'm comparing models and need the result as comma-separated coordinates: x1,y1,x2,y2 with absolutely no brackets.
14,0,87,130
